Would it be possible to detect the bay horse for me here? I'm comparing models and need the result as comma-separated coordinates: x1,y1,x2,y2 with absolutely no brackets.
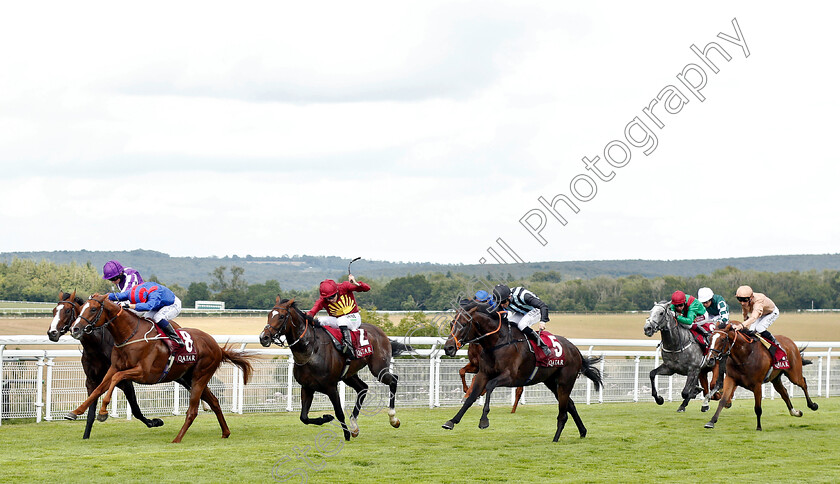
442,302,602,441
65,294,254,443
460,343,524,413
702,324,818,430
48,291,171,438
259,297,402,441
644,301,719,412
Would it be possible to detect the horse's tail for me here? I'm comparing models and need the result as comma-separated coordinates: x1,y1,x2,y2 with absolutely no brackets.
799,345,813,366
390,339,414,357
580,355,603,391
221,344,256,385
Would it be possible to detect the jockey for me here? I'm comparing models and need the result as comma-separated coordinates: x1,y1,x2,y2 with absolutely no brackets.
670,290,713,348
732,285,789,370
697,287,730,328
307,275,370,359
102,260,144,293
492,284,552,355
107,281,184,353
474,290,495,306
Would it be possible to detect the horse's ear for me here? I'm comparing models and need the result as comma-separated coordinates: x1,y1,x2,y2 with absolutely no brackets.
70,290,76,301
275,294,281,304
468,306,478,315
288,297,295,305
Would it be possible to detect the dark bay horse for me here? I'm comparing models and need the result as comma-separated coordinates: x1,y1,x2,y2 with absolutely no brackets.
259,297,402,441
460,343,524,413
442,303,602,441
66,295,255,443
702,324,818,430
48,291,167,438
644,301,718,412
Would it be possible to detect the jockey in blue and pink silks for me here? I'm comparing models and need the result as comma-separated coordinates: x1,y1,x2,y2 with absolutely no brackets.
107,281,185,354
102,260,144,293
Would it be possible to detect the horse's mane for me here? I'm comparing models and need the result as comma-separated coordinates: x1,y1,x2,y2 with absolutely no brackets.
60,291,85,306
458,300,498,317
278,298,316,323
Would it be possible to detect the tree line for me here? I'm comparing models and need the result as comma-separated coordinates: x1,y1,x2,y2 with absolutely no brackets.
2,258,839,312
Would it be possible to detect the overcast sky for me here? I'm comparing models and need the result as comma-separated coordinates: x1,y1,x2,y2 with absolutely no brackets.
1,1,837,265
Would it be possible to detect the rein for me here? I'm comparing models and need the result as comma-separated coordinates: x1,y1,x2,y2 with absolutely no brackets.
266,306,310,348
651,303,693,354
451,311,504,349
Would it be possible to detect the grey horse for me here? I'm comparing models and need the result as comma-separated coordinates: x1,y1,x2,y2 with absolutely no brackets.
643,301,717,412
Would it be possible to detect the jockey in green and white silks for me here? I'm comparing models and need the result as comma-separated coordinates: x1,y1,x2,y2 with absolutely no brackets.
697,287,729,328
669,290,713,350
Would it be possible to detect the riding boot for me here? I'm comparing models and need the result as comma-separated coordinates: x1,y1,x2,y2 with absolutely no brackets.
523,327,551,355
159,320,184,351
339,326,354,359
760,330,789,368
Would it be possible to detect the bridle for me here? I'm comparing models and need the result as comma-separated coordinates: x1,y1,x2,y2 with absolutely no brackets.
55,302,79,335
264,305,308,348
707,329,750,363
449,309,503,350
647,302,694,353
77,297,127,339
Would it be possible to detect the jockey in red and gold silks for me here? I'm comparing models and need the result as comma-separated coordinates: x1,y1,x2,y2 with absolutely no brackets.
308,275,370,358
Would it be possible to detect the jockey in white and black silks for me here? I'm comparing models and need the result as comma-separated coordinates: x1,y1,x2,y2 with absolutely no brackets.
307,275,370,358
492,284,552,355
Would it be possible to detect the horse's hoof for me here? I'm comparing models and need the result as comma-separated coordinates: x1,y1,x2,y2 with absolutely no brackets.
146,418,164,428
442,420,455,430
655,396,664,405
64,412,79,421
676,407,686,413
701,405,709,413
809,402,819,411
478,419,489,429
96,412,109,422
704,422,715,429
322,414,335,423
350,427,359,438
725,402,732,409
791,409,803,417
390,418,401,429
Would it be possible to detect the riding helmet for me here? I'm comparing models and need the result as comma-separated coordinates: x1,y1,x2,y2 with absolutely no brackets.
697,287,714,303
319,279,339,298
735,285,753,299
670,290,686,305
102,260,124,280
492,284,511,303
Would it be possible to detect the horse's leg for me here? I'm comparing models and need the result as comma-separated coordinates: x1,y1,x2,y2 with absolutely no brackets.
678,368,701,413
567,398,587,438
66,366,119,419
511,387,524,413
172,373,213,443
98,366,144,421
299,386,335,426
699,371,711,413
198,385,230,439
459,365,472,396
704,375,737,429
117,380,164,428
82,379,98,439
770,376,802,418
750,383,763,431
649,365,674,406
443,372,488,430
553,383,572,442
377,367,401,429
324,386,352,442
784,359,819,412
478,371,513,429
342,375,367,438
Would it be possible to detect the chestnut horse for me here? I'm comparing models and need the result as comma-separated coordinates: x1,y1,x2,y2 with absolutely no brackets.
442,302,602,441
702,324,818,430
460,343,524,413
48,291,176,438
259,297,402,441
65,294,254,443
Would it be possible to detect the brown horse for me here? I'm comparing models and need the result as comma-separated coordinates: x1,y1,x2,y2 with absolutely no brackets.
48,291,182,438
65,294,255,443
460,343,524,413
442,302,602,441
702,324,818,430
259,297,402,441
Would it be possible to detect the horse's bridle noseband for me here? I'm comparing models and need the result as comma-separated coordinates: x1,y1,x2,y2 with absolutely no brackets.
77,298,123,335
264,306,306,347
449,310,503,350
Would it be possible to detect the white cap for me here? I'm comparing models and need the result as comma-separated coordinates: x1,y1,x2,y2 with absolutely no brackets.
698,287,714,303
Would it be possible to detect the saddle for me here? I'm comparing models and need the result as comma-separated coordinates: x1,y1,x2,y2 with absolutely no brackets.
527,331,565,368
153,325,196,364
755,333,790,370
322,326,373,359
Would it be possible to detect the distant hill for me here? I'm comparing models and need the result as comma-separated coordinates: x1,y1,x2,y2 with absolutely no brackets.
2,250,839,290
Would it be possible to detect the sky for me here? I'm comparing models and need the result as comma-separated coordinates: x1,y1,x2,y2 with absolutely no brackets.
1,1,838,265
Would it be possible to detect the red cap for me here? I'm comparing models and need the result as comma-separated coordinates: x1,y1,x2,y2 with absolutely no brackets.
319,280,338,298
671,291,686,305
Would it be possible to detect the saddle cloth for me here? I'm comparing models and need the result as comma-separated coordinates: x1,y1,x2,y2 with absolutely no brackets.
323,327,374,359
154,326,197,364
528,331,565,367
755,333,790,370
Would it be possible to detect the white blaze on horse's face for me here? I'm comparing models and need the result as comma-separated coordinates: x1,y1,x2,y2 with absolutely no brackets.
271,310,278,319
74,302,91,326
49,303,65,332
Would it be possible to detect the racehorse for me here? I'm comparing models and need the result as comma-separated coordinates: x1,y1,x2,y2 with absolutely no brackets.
65,294,254,443
48,291,168,438
644,301,719,412
442,302,602,441
259,297,402,441
460,343,524,413
702,324,818,430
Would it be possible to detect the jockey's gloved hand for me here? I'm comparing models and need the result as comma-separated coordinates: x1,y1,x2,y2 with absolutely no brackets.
313,317,321,327
120,301,130,309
